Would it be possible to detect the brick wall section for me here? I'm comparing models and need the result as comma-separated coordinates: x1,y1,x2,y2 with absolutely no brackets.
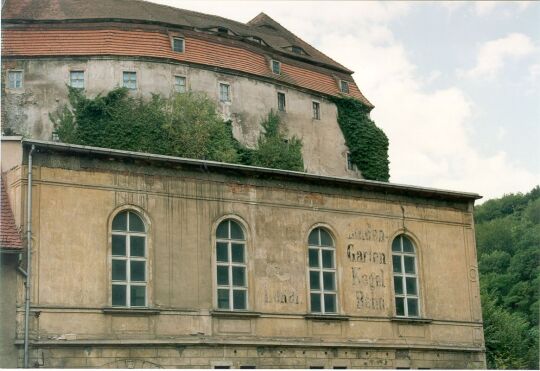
22,345,486,369
1,29,372,106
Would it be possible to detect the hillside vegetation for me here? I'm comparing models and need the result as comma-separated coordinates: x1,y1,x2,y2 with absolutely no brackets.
475,186,539,369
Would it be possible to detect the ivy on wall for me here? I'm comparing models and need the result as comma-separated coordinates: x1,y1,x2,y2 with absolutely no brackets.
330,96,390,182
50,87,304,171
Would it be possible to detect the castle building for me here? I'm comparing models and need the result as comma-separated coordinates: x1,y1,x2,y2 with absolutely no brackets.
1,0,486,368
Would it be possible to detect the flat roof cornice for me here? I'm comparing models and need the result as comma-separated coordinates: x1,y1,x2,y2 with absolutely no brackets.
21,139,482,202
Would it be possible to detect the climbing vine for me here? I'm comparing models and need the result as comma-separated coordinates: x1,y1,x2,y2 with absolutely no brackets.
50,87,304,171
330,96,390,182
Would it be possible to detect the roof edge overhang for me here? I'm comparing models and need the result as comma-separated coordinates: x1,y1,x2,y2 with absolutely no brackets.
1,18,355,75
21,139,482,203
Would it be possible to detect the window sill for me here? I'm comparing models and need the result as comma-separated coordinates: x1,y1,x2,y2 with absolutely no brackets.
211,310,261,318
391,317,432,324
102,307,161,316
304,314,350,321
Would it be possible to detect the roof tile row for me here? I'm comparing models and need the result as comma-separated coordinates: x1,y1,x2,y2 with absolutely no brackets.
0,179,23,250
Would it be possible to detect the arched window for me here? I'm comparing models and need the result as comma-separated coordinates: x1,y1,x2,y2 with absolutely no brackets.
392,235,419,317
111,211,147,307
308,227,337,314
215,219,247,310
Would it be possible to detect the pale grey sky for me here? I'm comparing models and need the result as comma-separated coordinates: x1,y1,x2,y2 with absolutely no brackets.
149,0,540,201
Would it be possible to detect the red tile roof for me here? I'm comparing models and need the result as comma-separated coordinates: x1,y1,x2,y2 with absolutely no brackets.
0,178,23,250
1,29,373,107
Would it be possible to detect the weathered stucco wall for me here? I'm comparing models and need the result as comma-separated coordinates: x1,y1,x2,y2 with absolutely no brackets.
2,58,358,178
3,148,484,368
0,254,19,368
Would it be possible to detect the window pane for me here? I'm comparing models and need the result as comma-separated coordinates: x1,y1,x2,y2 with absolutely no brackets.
319,230,333,246
112,212,127,231
217,266,229,285
392,237,401,252
173,38,184,52
393,255,402,273
324,294,336,313
230,221,244,240
131,261,145,281
395,297,405,316
216,242,228,262
129,213,145,232
406,277,417,295
394,276,404,295
130,236,145,257
308,249,319,268
112,260,126,280
407,298,418,316
130,286,146,306
216,221,229,239
233,290,246,310
231,243,245,263
310,293,321,313
404,256,416,274
112,284,126,306
322,250,334,268
309,271,320,290
232,267,245,286
402,237,414,253
308,230,319,246
323,272,335,291
112,235,126,256
218,289,229,309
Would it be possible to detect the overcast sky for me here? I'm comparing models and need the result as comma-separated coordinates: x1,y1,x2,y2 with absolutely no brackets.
148,0,539,201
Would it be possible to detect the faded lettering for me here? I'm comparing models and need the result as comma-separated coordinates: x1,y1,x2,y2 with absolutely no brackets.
347,244,386,264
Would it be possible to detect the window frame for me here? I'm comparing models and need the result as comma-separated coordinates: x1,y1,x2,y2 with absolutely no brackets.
312,101,321,120
174,75,187,93
110,210,148,308
307,227,338,314
69,70,85,90
391,234,421,318
7,70,23,89
172,37,185,53
271,59,281,75
277,92,286,112
340,80,350,94
122,71,137,90
346,152,354,171
219,82,231,102
214,217,249,311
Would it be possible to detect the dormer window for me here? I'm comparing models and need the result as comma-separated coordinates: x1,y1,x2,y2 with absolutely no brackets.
271,60,281,75
340,80,349,94
217,27,228,35
172,37,185,53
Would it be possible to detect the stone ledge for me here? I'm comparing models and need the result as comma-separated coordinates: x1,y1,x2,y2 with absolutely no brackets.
210,310,262,318
304,314,350,321
390,317,433,324
101,307,161,315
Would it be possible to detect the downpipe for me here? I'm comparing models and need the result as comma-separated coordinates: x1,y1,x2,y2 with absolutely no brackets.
23,145,35,368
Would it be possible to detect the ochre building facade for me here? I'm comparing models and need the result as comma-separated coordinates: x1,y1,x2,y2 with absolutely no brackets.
1,140,485,368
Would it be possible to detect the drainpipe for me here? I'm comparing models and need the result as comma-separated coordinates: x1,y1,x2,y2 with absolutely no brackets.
23,145,35,368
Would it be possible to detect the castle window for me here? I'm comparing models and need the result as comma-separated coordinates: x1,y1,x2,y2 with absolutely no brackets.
69,71,84,89
271,60,281,75
111,211,147,307
8,70,23,89
346,152,354,171
340,80,349,94
215,219,247,310
174,75,186,93
312,101,321,120
277,92,286,112
308,227,337,314
123,72,137,90
172,37,185,53
219,83,231,102
392,235,420,317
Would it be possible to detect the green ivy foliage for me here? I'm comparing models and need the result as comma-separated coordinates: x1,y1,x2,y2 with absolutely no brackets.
330,96,390,182
50,88,304,171
475,186,540,369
